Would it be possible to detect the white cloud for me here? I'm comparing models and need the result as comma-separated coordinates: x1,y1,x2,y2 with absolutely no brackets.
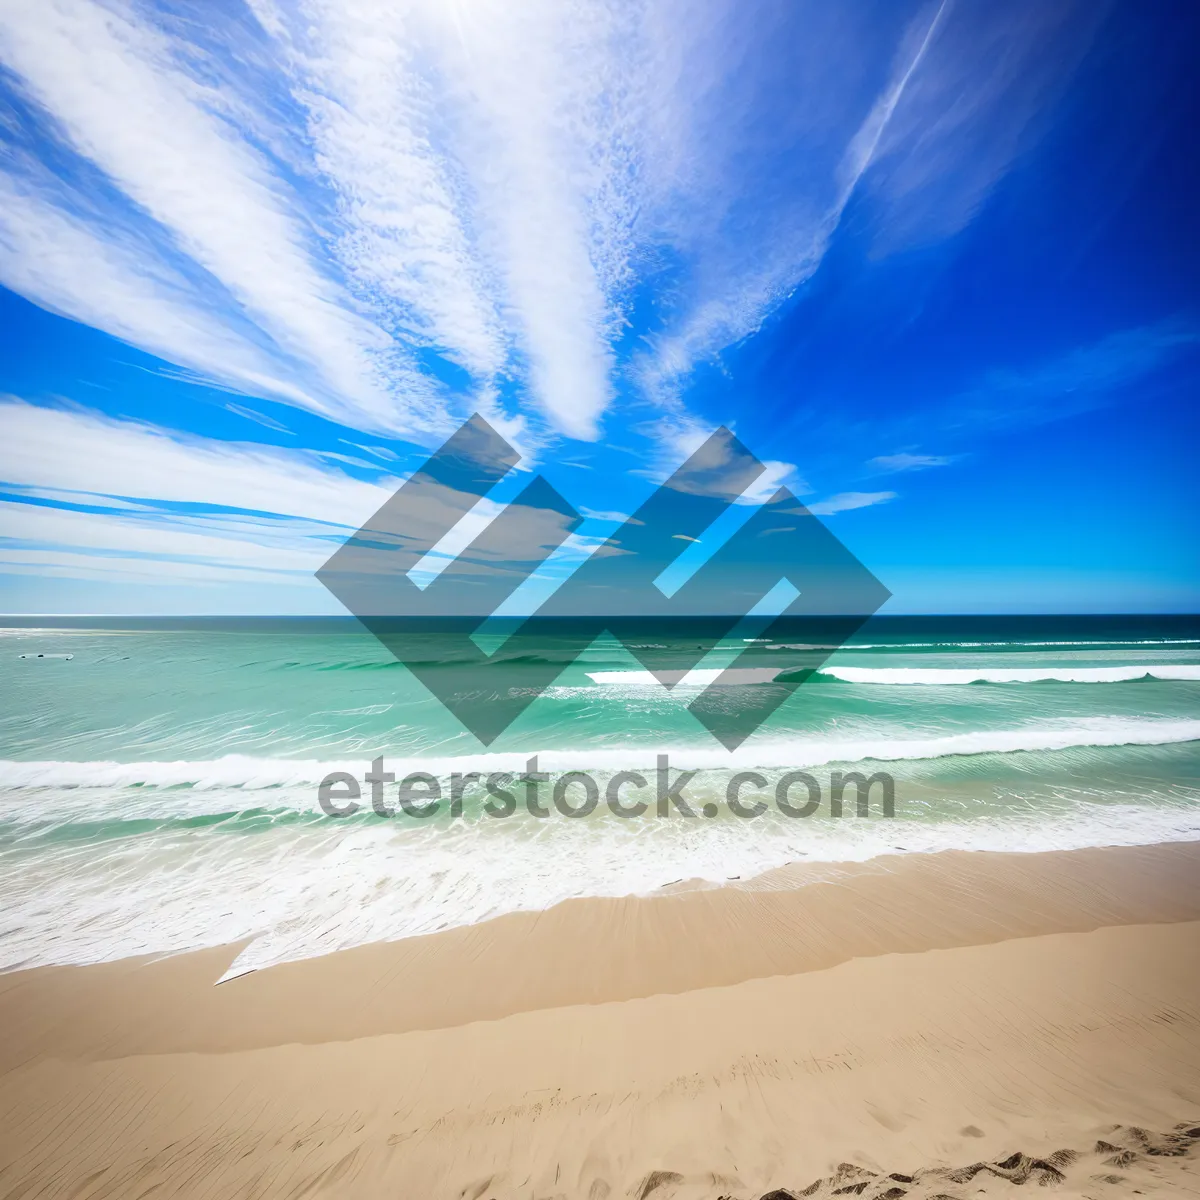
0,173,318,411
226,403,292,434
633,0,950,407
0,399,393,525
0,0,440,433
737,459,807,506
578,508,631,523
862,0,1106,253
0,0,659,440
279,0,506,383
0,0,1109,452
0,403,373,593
242,0,647,440
0,500,318,571
809,490,896,516
0,547,301,587
425,0,632,440
870,452,952,472
633,0,1100,408
633,414,805,503
0,401,592,603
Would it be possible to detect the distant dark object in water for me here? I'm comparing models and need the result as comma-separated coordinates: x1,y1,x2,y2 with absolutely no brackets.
18,653,73,660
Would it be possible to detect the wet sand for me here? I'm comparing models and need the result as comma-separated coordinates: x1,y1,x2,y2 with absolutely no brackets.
1,841,1199,1198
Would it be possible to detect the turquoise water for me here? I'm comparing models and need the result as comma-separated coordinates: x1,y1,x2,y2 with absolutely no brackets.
2,615,1199,977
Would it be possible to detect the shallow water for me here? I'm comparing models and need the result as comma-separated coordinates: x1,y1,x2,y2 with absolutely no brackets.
2,614,1198,977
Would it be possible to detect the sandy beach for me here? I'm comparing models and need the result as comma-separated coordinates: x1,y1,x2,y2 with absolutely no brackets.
2,0,1197,1188
1,840,1198,1199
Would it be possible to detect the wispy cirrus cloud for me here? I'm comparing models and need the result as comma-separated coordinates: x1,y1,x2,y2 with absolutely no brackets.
634,0,947,406
633,0,1104,412
0,0,446,434
0,0,652,441
808,490,896,516
630,412,804,504
0,399,601,598
254,0,645,440
0,0,1108,449
0,397,393,524
0,170,321,412
955,320,1200,431
260,1,507,384
870,452,953,473
0,397,398,593
849,319,1200,462
860,0,1108,255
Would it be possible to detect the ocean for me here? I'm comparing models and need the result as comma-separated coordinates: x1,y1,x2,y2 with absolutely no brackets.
3,614,1199,979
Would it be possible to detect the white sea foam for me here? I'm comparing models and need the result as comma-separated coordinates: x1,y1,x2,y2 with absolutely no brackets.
587,667,783,687
2,717,1198,792
2,718,1199,977
4,625,1199,979
0,791,1197,980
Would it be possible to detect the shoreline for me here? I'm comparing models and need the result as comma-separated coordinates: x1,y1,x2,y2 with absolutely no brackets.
2,840,1199,1197
4,839,1200,1051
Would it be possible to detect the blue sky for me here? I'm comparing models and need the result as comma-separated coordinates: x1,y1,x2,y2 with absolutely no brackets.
0,0,1196,615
